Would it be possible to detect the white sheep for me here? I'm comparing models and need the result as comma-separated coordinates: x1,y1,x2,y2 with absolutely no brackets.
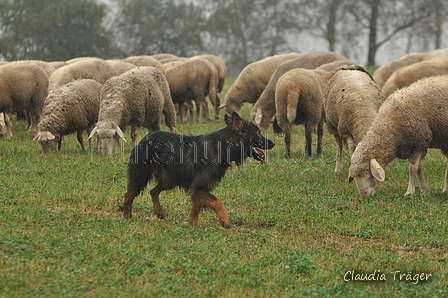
220,53,302,115
382,60,448,97
48,58,116,91
0,62,49,138
372,52,426,88
34,79,103,153
324,68,385,172
251,51,349,131
88,66,177,155
349,75,448,197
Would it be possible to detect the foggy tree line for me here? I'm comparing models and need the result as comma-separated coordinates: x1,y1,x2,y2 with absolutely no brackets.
0,0,446,73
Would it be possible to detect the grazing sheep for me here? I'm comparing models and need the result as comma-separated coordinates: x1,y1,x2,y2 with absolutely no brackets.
274,61,371,158
382,60,448,97
34,79,102,153
191,54,227,93
122,55,164,73
251,51,349,131
106,60,136,75
372,52,426,88
274,68,326,158
348,75,448,197
48,58,116,91
165,58,220,122
220,53,302,115
88,66,176,155
0,62,49,138
324,68,385,172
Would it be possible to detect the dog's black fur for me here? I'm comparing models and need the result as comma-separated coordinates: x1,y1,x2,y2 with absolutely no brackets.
123,112,275,227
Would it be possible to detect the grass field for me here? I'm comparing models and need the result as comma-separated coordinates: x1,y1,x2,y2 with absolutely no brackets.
1,76,448,297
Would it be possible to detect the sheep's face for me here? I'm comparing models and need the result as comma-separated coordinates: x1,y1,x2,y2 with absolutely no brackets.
349,147,385,197
97,128,118,155
224,102,242,115
34,131,59,153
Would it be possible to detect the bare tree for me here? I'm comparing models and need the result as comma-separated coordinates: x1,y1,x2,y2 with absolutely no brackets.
344,0,432,66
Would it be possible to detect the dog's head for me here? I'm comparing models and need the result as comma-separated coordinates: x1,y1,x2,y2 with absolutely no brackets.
225,112,275,164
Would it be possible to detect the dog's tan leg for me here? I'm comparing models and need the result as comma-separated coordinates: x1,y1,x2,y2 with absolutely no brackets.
190,189,230,228
150,184,165,219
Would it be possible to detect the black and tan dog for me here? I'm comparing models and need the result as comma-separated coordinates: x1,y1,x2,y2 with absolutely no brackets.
123,112,275,227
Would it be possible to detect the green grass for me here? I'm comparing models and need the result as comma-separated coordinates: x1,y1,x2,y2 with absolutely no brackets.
1,77,447,297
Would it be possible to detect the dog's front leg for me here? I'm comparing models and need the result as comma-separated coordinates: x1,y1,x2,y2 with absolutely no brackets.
190,189,230,228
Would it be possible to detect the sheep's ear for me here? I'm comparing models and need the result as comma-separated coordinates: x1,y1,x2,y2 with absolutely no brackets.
218,103,228,110
47,131,56,140
116,126,126,142
87,126,98,140
370,158,385,181
254,109,263,125
348,176,354,183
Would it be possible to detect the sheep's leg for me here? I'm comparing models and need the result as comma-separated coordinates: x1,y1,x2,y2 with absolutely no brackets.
86,129,92,151
58,137,62,151
316,118,324,155
77,130,85,151
190,189,230,228
304,122,314,157
3,112,13,139
27,110,39,138
334,135,343,173
346,136,356,154
405,152,428,195
131,126,139,148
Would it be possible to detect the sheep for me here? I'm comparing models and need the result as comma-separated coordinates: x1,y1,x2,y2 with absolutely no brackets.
324,68,385,172
106,60,136,76
33,79,102,153
382,60,448,97
372,52,426,88
251,51,349,131
48,58,116,91
423,48,448,61
220,53,302,115
191,54,227,93
164,58,220,122
88,66,177,155
274,68,326,158
122,55,164,73
274,61,372,158
348,75,448,197
151,53,178,60
0,62,49,138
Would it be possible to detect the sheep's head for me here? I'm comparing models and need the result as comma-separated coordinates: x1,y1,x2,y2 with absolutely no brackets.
34,131,60,153
348,145,385,197
219,102,242,116
88,123,126,155
251,108,271,131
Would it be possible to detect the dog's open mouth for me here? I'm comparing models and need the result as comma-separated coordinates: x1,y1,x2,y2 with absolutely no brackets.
252,147,267,164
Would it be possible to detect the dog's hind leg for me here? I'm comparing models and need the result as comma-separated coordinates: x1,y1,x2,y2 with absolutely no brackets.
190,189,230,228
150,184,167,219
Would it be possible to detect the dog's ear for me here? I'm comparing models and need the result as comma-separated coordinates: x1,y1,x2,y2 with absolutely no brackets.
225,112,244,131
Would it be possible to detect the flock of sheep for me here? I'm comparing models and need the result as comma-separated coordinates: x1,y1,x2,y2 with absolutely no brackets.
1,49,448,198
220,49,448,197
